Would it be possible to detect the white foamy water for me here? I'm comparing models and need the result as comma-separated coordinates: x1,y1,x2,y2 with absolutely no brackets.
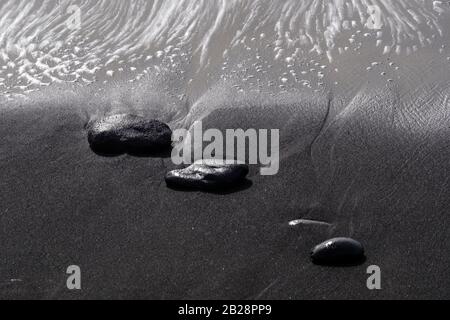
0,0,448,94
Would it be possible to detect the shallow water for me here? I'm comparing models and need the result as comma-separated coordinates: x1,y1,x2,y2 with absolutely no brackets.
0,0,448,98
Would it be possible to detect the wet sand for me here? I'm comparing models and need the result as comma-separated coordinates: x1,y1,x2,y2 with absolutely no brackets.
1,0,450,299
1,62,450,299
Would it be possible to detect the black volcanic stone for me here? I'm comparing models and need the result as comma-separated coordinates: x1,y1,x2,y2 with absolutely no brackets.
165,160,249,190
87,114,172,155
311,237,365,266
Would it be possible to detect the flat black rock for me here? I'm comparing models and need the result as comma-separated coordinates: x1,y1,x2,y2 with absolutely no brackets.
87,114,172,155
165,160,250,191
311,237,365,266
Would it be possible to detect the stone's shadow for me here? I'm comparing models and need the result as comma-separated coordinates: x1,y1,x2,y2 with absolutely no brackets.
311,255,367,268
166,178,253,195
127,146,172,158
89,144,172,159
90,149,124,157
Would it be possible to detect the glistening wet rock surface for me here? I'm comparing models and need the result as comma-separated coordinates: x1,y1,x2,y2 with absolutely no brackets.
311,238,365,266
165,160,250,191
87,114,172,155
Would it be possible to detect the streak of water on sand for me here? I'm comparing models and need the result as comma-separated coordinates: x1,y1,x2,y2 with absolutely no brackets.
288,219,331,227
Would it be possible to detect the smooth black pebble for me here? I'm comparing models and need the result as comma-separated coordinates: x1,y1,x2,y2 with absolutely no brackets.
87,114,172,155
311,237,365,266
165,160,249,191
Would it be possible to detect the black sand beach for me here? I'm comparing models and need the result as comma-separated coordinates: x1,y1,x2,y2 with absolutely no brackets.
1,0,450,299
1,68,450,300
